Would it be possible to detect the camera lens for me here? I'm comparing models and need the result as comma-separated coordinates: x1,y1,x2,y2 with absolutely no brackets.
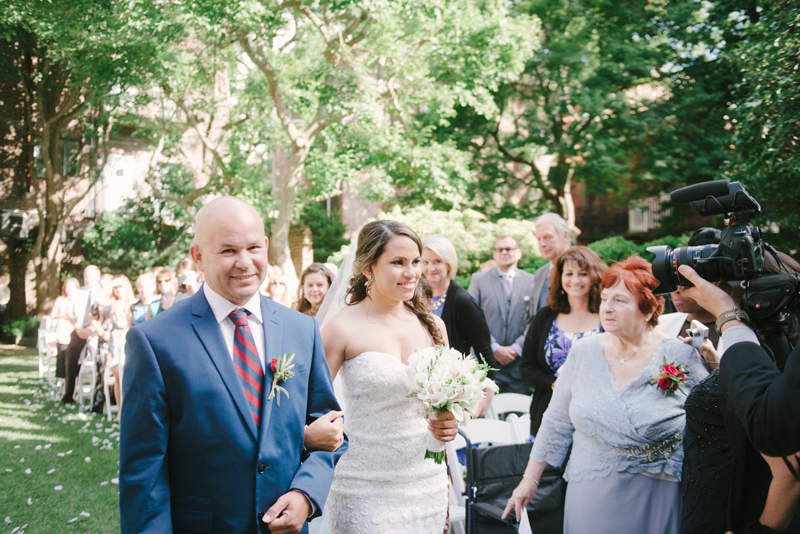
647,244,722,295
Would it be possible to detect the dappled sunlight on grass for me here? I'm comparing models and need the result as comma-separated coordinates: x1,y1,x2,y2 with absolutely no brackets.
0,347,121,532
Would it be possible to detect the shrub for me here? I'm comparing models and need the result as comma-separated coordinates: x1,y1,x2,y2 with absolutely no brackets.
299,202,349,264
2,316,40,341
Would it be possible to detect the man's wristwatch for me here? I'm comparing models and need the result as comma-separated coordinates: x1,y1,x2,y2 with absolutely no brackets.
715,308,750,335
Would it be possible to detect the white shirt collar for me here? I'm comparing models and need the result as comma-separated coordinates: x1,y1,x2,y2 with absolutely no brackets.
202,283,264,326
498,267,517,279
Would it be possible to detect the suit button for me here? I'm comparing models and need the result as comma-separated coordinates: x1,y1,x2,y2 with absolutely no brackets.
258,463,266,474
258,511,265,522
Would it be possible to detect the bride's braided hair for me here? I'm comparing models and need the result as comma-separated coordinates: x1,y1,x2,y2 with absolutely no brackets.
346,220,443,346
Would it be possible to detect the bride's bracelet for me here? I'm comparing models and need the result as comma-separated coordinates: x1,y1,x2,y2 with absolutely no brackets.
522,474,539,487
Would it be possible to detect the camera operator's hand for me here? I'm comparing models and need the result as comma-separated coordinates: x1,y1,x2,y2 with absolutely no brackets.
676,266,738,318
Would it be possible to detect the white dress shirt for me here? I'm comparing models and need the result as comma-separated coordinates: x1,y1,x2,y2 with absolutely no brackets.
203,283,266,370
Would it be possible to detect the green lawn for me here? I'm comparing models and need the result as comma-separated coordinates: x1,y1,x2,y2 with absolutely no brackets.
0,346,121,533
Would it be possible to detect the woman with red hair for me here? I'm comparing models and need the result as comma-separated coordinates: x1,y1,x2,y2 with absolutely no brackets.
505,255,707,533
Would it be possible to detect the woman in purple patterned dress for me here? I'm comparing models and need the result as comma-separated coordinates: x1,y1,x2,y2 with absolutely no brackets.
520,246,607,440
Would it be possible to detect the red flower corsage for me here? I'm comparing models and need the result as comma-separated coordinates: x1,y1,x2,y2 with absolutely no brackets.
650,357,689,396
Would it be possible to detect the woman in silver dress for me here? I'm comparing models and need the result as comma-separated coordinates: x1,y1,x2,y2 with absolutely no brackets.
504,255,708,533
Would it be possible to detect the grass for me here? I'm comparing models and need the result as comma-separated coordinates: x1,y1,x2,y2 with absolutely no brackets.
0,346,121,533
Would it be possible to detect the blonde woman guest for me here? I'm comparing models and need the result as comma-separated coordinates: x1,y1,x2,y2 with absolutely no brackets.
103,275,135,420
131,272,158,326
296,263,334,317
267,273,292,308
422,235,496,417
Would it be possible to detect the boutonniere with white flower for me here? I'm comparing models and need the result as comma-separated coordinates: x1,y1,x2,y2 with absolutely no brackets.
268,352,296,406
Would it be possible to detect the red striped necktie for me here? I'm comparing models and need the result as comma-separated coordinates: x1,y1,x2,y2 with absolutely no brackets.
229,309,264,427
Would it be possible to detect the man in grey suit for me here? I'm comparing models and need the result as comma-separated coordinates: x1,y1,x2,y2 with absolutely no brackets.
529,213,572,318
469,236,535,394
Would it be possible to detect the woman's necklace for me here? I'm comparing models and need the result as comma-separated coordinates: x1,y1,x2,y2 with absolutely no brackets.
431,291,448,312
612,331,651,365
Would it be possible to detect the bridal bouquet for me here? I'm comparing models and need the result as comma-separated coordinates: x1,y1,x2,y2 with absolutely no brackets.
406,346,498,463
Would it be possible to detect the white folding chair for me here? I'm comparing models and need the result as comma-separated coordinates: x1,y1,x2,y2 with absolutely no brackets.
103,366,118,421
77,338,98,409
459,418,518,447
37,316,57,379
485,392,531,420
505,413,532,444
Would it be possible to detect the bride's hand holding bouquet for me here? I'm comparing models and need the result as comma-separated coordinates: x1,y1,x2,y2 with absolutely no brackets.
406,346,499,463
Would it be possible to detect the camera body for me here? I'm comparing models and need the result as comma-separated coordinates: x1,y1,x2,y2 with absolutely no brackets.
648,180,799,330
685,320,709,350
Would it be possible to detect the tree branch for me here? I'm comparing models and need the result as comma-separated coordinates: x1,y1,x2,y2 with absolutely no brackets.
238,33,304,146
281,0,331,45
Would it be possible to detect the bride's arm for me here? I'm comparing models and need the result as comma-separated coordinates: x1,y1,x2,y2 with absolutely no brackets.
321,315,347,380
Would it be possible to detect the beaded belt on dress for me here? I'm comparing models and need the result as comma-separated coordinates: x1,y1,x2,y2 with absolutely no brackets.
622,432,682,462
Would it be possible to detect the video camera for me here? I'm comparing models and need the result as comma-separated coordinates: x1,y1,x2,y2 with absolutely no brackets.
647,180,800,366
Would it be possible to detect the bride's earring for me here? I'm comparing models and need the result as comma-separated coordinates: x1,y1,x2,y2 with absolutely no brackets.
365,275,373,296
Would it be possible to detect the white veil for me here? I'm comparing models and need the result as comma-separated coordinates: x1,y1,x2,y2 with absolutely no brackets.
317,245,355,331
316,245,356,408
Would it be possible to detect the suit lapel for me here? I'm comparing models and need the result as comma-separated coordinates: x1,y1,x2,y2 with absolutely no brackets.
490,269,509,324
259,296,282,443
190,292,259,442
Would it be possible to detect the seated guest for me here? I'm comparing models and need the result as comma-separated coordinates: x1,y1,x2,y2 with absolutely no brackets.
295,263,334,317
504,255,708,533
520,246,606,441
422,235,496,417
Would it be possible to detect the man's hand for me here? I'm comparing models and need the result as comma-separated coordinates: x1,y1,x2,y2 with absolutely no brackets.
303,411,344,452
75,326,92,340
428,411,459,442
471,388,495,418
676,266,738,317
493,346,517,366
262,491,311,534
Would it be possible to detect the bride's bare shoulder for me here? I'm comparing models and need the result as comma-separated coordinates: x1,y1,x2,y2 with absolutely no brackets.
321,302,366,334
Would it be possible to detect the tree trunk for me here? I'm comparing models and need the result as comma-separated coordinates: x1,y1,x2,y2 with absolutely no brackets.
34,210,63,315
269,146,307,291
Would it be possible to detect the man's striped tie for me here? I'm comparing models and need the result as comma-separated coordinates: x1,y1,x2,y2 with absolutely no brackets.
229,309,264,427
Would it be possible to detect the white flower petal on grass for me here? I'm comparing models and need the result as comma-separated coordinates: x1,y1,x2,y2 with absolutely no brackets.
26,498,31,505
10,527,19,534
24,469,31,475
99,481,108,486
84,457,91,463
43,444,51,449
57,453,64,457
4,516,11,523
54,485,62,491
65,450,72,455
47,469,55,474
34,445,41,451
13,445,20,449
111,478,119,485
80,512,90,517
4,469,11,472
67,517,77,523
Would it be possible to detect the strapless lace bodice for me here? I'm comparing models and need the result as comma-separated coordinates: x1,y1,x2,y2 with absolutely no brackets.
326,352,448,533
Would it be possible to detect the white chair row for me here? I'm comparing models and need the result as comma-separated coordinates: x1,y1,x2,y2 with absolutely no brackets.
485,392,531,420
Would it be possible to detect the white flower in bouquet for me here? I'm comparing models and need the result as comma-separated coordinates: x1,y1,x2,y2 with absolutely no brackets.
406,346,498,463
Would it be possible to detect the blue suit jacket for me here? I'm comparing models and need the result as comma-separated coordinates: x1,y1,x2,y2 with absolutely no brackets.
119,289,346,533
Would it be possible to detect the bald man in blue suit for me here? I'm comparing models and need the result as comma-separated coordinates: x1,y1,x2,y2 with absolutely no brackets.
120,197,346,534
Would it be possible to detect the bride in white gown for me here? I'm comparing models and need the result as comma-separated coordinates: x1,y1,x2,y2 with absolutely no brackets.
320,220,459,534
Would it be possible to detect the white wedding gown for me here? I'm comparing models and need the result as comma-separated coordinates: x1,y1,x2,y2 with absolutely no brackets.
325,352,448,533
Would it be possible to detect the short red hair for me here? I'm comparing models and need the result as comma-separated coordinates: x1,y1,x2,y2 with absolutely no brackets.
600,255,664,328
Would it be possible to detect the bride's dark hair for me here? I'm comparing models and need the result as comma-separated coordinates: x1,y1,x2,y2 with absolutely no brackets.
347,220,443,346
